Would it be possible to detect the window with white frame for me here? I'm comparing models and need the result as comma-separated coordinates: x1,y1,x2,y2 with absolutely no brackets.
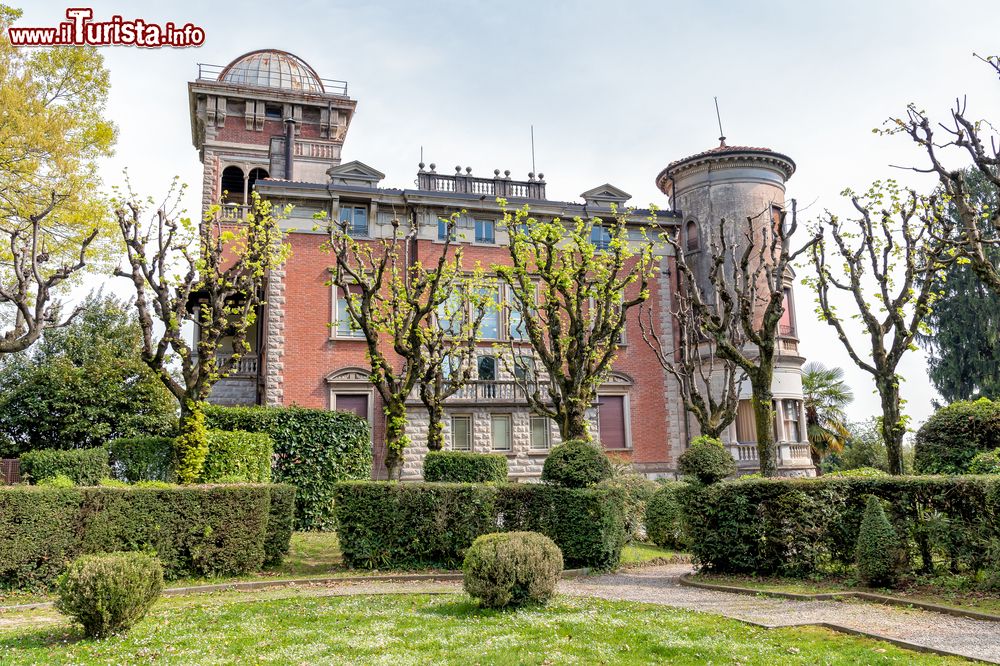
451,414,472,451
491,414,512,451
339,205,369,236
475,219,495,244
590,225,612,250
782,399,803,442
529,415,550,451
334,286,365,338
513,355,535,382
436,288,465,336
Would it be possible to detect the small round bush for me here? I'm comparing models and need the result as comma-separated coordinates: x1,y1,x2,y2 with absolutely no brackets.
678,436,736,485
541,439,612,488
914,398,1000,474
855,496,898,588
56,552,164,638
463,532,563,608
598,469,659,543
644,481,688,549
968,449,1000,475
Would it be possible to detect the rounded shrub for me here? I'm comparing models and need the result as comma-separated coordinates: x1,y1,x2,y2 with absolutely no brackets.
969,449,1000,475
598,466,659,543
462,532,563,608
541,439,612,488
914,398,1000,474
423,450,508,483
644,481,688,549
56,552,164,638
855,496,898,588
678,436,735,485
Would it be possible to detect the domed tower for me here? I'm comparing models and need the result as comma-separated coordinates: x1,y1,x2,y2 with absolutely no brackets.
188,49,356,212
656,140,814,477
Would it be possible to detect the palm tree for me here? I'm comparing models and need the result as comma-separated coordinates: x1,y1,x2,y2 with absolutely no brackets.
802,362,853,471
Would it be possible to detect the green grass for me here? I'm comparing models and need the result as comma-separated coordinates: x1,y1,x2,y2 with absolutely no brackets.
620,542,687,566
0,592,965,664
693,572,1000,616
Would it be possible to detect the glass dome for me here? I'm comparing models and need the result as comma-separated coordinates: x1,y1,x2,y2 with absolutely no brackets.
219,49,324,93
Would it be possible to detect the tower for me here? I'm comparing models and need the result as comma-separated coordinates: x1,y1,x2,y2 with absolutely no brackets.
656,141,814,476
188,49,356,213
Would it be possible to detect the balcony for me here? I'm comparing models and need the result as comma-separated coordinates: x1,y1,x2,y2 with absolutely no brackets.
406,380,548,405
217,354,259,377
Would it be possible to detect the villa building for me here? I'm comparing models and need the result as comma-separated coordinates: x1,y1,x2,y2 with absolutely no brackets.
188,49,815,479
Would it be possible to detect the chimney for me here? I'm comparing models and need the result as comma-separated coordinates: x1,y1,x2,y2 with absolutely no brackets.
284,117,296,180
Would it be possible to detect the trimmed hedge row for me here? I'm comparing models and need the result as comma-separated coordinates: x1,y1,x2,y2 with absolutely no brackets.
0,484,295,589
423,451,508,483
20,447,110,485
681,476,1000,577
202,430,273,483
334,481,625,570
108,437,175,483
204,405,371,530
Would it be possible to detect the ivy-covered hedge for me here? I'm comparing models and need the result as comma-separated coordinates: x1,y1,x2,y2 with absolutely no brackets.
0,484,295,590
333,481,625,570
914,398,1000,474
423,451,508,483
108,436,175,483
201,430,273,483
681,476,1000,577
19,447,110,485
204,405,371,530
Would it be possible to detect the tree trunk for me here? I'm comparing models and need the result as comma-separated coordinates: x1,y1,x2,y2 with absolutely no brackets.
559,397,591,442
426,400,445,451
876,377,906,475
384,400,409,481
751,380,777,477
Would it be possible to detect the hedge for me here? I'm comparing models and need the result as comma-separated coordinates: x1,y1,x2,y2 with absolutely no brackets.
681,476,1000,578
19,447,110,485
108,436,175,483
333,481,625,570
423,451,508,483
0,484,295,590
204,405,371,530
914,398,1000,474
201,430,273,483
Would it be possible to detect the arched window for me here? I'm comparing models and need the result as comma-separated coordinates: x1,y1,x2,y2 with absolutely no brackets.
685,220,699,251
220,166,245,204
247,167,269,195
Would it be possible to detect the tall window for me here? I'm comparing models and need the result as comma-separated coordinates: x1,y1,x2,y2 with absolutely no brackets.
491,414,512,451
735,400,756,443
475,219,495,244
436,289,465,336
478,355,497,399
221,165,245,204
512,355,535,382
451,415,472,451
339,205,369,236
476,287,499,339
590,225,611,250
782,399,802,442
335,286,364,338
437,218,453,241
530,415,550,451
685,220,699,251
779,288,795,337
598,395,628,449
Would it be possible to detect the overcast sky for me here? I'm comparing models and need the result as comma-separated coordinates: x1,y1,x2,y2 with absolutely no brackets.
18,0,1000,428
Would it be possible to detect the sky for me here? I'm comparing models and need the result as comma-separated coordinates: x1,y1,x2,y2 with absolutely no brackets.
15,0,1000,429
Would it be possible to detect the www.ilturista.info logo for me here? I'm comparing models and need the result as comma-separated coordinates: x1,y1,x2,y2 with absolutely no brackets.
8,8,205,47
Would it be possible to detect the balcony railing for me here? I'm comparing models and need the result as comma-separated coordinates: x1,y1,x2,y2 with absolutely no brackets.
728,441,813,469
196,63,349,96
217,354,259,377
779,324,796,337
407,380,548,405
219,204,249,221
415,168,547,200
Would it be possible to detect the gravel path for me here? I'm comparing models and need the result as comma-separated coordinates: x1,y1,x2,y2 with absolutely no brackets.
560,564,1000,664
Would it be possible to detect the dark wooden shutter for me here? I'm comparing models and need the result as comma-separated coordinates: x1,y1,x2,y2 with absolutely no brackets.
336,394,369,419
598,395,626,449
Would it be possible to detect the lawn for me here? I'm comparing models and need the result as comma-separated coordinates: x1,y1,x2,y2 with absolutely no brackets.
0,591,965,665
692,572,1000,616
